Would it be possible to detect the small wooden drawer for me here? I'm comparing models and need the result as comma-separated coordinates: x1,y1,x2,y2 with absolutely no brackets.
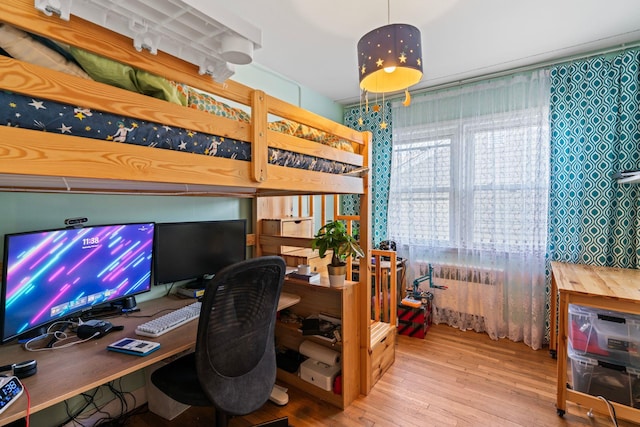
281,247,327,273
370,326,395,386
262,217,313,254
262,217,313,236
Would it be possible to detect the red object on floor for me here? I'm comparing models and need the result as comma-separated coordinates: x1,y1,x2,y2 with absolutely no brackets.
397,300,432,339
333,374,342,395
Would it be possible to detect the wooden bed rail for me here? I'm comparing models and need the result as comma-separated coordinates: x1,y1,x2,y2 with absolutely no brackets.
0,1,367,192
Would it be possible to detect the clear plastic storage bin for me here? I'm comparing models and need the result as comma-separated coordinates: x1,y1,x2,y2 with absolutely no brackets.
568,304,640,367
569,344,640,408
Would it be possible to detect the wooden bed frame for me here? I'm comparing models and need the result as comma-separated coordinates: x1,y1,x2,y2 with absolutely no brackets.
0,0,397,411
0,1,369,197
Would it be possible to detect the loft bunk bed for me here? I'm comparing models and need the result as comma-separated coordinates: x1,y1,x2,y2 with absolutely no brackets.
0,1,369,197
0,0,393,411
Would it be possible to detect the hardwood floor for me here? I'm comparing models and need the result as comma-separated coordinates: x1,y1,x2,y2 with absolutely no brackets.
127,324,636,427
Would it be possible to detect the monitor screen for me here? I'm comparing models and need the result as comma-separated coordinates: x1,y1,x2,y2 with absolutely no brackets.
1,222,155,343
154,219,246,285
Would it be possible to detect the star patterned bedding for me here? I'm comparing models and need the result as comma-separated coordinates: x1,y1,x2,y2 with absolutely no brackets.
0,90,357,175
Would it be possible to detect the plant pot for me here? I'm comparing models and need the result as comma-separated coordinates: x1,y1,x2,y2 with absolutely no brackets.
327,264,346,288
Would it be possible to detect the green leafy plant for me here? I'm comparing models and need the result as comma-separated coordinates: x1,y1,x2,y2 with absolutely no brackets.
311,220,365,267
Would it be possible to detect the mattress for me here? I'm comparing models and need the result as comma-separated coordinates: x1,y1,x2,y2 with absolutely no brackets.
0,90,356,175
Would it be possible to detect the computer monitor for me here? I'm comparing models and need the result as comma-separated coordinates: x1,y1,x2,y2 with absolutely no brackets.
154,219,246,286
0,222,155,343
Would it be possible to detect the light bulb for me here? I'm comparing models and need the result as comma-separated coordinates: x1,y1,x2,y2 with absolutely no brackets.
384,66,396,73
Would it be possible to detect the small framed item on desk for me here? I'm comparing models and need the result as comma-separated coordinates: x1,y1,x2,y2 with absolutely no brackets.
107,337,160,356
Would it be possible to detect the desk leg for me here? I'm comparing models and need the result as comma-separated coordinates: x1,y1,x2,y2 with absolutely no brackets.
555,292,569,416
549,273,558,358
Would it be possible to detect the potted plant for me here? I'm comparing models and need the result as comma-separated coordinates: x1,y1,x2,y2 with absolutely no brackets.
311,220,365,287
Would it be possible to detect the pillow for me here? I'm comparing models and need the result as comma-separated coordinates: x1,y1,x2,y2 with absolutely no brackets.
69,47,187,105
294,123,326,143
268,119,299,135
69,46,140,92
136,71,188,106
187,87,250,123
294,123,354,152
0,24,89,78
28,32,82,67
329,139,355,153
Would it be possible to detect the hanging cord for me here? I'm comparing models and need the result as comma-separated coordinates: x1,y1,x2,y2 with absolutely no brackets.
587,396,618,426
23,321,98,352
24,383,31,427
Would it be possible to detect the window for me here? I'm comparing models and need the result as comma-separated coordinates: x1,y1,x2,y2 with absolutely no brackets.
389,111,549,254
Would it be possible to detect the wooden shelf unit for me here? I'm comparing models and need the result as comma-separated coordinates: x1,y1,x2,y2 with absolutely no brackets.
275,277,360,409
261,217,314,255
550,261,640,423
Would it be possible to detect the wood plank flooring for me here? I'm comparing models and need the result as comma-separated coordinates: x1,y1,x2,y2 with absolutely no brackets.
126,324,636,426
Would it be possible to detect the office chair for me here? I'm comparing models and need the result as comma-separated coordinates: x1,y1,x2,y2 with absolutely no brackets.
151,256,288,427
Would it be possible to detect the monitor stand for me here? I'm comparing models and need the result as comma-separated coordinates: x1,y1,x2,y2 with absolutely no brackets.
110,296,139,312
16,321,71,346
16,325,51,343
78,297,139,321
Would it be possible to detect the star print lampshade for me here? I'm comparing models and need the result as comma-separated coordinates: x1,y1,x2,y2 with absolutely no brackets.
357,23,423,93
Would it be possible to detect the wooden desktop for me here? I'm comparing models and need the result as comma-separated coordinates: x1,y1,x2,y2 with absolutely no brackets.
0,293,301,426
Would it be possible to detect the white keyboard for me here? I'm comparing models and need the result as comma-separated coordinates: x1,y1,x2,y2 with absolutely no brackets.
135,302,201,337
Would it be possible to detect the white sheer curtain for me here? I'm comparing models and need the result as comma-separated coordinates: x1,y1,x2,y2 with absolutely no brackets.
389,70,550,349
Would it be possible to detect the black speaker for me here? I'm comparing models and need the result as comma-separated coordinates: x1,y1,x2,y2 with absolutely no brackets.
0,360,37,379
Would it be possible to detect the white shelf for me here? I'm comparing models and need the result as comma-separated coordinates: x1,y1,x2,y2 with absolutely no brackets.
34,0,262,81
617,172,640,184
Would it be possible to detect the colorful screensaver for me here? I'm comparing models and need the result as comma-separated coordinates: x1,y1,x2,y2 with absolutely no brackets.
2,223,154,340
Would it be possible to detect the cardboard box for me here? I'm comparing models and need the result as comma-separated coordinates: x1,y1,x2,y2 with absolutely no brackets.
299,358,341,391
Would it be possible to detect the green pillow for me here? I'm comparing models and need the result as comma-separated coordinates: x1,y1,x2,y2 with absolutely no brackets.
69,47,187,106
136,70,187,106
69,46,138,92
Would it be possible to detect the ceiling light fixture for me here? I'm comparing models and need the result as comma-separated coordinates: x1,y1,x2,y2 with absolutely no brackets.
356,0,422,127
357,0,423,94
357,23,423,94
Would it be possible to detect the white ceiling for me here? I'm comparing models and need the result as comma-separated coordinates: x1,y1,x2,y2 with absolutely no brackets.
209,0,640,105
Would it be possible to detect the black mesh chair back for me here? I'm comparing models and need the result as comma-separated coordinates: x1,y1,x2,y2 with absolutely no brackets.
196,255,285,416
151,256,286,426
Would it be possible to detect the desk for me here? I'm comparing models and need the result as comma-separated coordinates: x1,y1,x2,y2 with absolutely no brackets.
551,261,640,423
0,293,300,426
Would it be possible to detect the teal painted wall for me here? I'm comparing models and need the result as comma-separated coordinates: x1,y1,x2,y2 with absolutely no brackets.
0,193,249,244
235,64,344,122
0,192,252,303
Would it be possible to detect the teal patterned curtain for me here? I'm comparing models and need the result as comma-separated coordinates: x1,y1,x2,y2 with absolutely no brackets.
343,101,392,246
549,49,640,267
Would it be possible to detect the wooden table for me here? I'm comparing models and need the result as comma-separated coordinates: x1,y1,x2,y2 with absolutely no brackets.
0,292,301,426
550,261,640,422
